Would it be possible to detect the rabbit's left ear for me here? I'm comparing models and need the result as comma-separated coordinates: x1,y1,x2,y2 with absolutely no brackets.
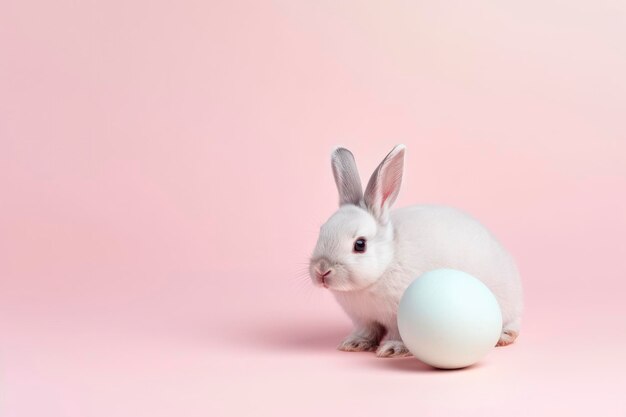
364,144,406,223
331,147,363,207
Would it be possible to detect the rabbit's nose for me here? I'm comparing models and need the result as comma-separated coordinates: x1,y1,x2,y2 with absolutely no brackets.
314,268,332,278
317,259,330,272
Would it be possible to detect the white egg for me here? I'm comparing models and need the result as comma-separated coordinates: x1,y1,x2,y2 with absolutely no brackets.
397,269,503,369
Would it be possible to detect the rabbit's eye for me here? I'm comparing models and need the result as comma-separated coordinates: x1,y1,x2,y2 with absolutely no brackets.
353,238,367,253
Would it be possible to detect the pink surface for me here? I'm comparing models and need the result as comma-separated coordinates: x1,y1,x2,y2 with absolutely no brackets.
1,1,626,416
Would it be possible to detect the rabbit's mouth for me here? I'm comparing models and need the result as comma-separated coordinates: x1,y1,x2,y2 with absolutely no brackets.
311,262,334,288
317,273,329,288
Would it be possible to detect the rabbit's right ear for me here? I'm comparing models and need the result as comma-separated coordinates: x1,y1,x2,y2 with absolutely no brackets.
364,144,405,223
331,147,363,207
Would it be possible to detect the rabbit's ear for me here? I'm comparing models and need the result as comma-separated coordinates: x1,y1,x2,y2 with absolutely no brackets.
331,147,363,207
364,145,405,223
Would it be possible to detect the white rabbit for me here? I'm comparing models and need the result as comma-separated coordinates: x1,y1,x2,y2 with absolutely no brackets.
309,145,523,358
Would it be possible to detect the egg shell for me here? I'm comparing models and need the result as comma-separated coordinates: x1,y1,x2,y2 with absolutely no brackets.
397,269,503,369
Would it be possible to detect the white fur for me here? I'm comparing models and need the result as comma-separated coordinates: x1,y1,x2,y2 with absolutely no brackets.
310,145,523,357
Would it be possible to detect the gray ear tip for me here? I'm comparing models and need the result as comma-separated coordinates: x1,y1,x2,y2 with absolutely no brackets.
331,145,351,155
331,146,355,162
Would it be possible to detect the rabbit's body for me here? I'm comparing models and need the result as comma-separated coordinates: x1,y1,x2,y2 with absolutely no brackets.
310,145,523,357
333,204,522,351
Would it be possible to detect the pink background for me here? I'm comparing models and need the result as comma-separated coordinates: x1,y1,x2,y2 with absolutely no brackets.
1,1,626,416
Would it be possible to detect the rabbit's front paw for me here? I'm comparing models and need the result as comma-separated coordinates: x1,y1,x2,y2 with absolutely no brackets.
338,335,378,352
376,340,411,358
496,329,518,346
